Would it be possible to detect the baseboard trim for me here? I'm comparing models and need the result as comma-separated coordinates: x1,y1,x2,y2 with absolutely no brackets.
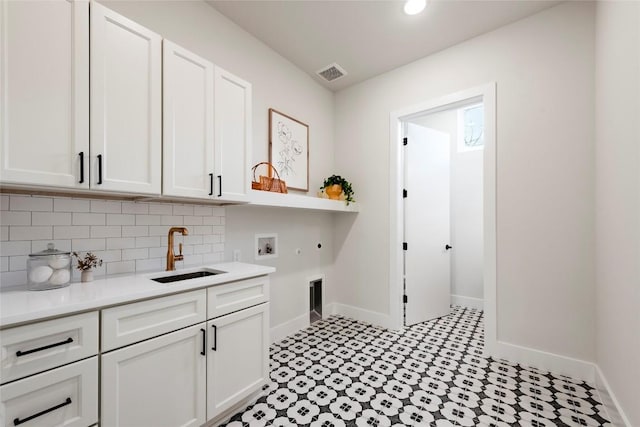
330,303,391,329
594,364,632,427
270,313,309,343
451,294,484,310
491,341,596,383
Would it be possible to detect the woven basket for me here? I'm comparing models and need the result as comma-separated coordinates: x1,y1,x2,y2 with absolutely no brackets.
251,162,288,193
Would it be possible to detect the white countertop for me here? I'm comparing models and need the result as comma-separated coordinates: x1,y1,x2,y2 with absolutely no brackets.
0,262,275,328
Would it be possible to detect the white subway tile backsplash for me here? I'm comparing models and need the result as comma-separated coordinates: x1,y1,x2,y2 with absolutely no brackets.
1,211,31,226
73,213,106,226
161,215,183,226
136,258,162,272
136,215,161,226
54,198,90,212
10,195,52,212
54,226,89,239
122,202,148,215
122,226,148,237
11,226,53,241
90,200,122,214
106,237,136,250
72,238,107,252
32,212,72,226
9,255,27,271
148,203,172,215
91,226,121,238
32,240,71,253
173,205,193,216
122,248,148,261
183,216,203,226
107,214,135,226
0,195,225,288
107,261,135,275
136,236,160,248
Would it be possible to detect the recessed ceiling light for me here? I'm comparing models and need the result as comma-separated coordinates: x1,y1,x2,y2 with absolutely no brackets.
404,0,427,15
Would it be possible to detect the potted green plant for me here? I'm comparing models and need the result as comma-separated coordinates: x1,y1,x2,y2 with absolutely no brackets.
72,251,103,282
321,175,355,205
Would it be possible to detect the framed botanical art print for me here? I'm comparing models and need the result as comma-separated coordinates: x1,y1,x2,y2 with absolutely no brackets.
269,108,309,191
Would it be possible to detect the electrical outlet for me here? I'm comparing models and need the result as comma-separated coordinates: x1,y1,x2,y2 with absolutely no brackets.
233,249,241,262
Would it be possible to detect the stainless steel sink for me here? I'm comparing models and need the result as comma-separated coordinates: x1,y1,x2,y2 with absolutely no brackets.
151,269,226,283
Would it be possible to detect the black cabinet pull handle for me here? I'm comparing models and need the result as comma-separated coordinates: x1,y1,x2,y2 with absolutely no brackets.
217,175,222,197
445,244,452,250
16,337,73,357
97,154,103,185
78,152,84,184
211,324,217,351
209,173,214,196
200,328,206,356
14,397,72,426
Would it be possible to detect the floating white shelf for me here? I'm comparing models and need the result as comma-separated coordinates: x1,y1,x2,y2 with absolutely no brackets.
242,190,360,213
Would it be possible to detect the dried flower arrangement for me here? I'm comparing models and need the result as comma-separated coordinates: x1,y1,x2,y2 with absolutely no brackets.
72,252,103,271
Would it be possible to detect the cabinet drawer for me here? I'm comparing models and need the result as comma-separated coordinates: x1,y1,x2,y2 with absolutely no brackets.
1,356,98,427
207,276,269,319
1,312,98,384
102,289,206,352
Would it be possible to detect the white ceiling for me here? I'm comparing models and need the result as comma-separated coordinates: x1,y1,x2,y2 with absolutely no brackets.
207,0,560,91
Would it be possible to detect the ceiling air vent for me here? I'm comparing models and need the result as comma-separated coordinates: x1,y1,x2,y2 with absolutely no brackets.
316,63,347,82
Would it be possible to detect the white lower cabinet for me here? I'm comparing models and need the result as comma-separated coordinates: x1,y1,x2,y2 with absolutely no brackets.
207,303,269,419
101,323,207,427
0,356,98,427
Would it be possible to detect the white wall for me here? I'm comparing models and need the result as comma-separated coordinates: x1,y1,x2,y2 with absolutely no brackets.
412,110,484,302
594,1,640,425
334,2,596,361
224,206,334,329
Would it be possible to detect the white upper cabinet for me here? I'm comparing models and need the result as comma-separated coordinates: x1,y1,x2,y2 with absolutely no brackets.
163,40,215,199
0,0,89,189
90,3,161,195
214,67,252,201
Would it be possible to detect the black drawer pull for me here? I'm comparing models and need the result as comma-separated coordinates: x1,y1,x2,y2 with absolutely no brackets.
209,173,214,196
14,397,72,426
211,324,217,351
78,152,84,184
200,328,206,356
217,175,222,197
16,337,73,357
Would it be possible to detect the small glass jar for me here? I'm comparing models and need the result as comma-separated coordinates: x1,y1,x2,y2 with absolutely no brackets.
27,243,72,291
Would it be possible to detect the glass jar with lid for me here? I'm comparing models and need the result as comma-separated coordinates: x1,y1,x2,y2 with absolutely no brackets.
27,243,72,290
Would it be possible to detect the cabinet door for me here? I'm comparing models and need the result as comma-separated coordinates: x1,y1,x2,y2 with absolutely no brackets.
207,303,269,420
1,357,98,427
90,2,161,195
101,324,206,427
0,0,89,189
214,67,252,201
163,40,215,199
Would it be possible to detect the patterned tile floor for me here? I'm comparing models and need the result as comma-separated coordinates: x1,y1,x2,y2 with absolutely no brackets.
223,307,612,426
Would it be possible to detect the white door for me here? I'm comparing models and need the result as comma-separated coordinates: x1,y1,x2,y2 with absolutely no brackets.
214,67,252,201
101,324,207,427
404,123,451,326
163,40,215,199
207,303,269,420
0,0,89,189
90,3,161,195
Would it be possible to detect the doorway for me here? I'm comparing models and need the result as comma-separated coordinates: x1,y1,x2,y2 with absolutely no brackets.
403,102,484,326
388,83,497,355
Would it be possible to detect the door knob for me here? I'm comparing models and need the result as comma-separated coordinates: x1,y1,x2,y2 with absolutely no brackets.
445,245,452,250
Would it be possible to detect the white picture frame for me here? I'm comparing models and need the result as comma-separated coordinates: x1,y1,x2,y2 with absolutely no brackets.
269,109,309,191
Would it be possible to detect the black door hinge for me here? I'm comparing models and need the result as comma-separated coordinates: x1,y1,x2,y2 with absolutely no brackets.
403,242,408,250
403,137,408,146
403,189,407,198
403,295,408,303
